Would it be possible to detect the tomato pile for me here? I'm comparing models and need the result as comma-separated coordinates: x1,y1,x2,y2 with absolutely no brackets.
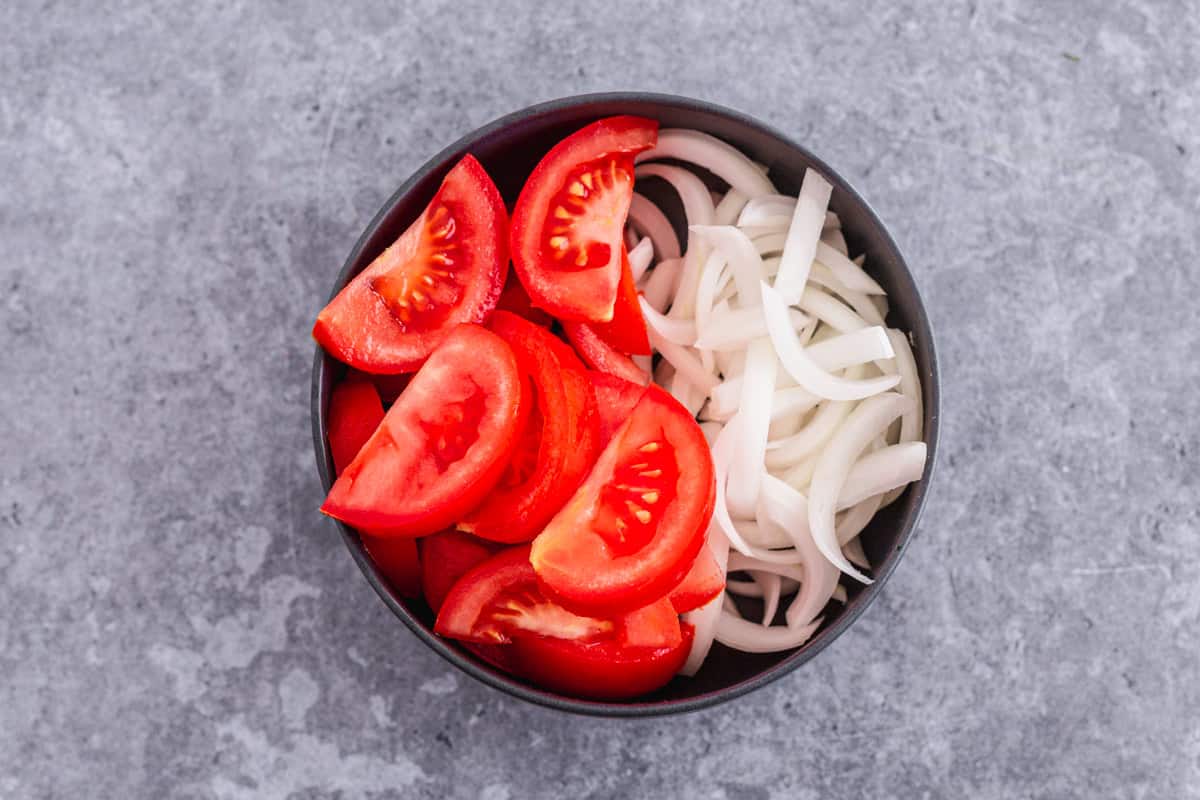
315,118,719,700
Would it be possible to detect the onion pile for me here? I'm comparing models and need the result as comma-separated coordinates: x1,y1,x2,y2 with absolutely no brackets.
628,131,926,674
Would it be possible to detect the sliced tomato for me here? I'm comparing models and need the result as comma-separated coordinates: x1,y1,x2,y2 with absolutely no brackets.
326,378,385,474
496,276,553,327
458,311,596,543
510,117,658,323
419,530,500,613
587,246,651,355
362,535,422,598
314,155,509,373
588,371,647,446
542,332,588,374
563,321,649,387
618,597,682,649
530,385,716,614
434,546,615,645
509,623,693,700
321,324,528,537
342,369,410,406
668,545,725,613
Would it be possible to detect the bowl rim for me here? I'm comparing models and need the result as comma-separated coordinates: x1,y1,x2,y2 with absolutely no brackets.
310,91,941,717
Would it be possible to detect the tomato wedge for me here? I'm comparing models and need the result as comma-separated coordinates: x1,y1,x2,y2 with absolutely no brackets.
667,545,725,613
509,624,693,700
587,246,651,355
619,597,682,649
563,321,649,387
495,276,553,328
587,371,646,446
530,385,716,614
326,378,385,474
314,155,509,373
363,535,422,598
321,324,528,537
458,312,598,543
419,530,499,613
510,117,658,323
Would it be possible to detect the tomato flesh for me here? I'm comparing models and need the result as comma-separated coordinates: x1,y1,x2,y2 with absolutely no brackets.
321,324,527,537
496,276,553,327
363,535,422,598
588,247,651,355
619,597,683,649
314,155,508,373
588,371,646,446
419,530,500,613
530,385,716,614
563,321,649,387
510,117,658,323
326,378,385,474
668,546,725,613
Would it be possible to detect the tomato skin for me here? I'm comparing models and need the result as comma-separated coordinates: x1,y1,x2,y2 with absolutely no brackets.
326,379,385,474
618,597,683,649
510,117,658,323
530,385,716,615
314,155,509,374
563,321,649,386
321,324,528,537
496,278,554,327
668,545,725,613
509,624,693,700
587,371,646,446
588,247,651,355
363,535,422,598
419,530,500,613
458,311,591,543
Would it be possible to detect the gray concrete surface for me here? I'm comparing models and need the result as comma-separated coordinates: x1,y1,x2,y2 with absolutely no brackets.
2,0,1198,797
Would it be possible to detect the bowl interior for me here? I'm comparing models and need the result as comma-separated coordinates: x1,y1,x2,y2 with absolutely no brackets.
312,94,939,716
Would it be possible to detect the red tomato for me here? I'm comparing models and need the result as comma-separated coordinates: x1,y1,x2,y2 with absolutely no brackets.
556,364,602,497
618,597,683,649
509,624,693,700
668,545,725,613
321,324,528,537
419,530,499,613
458,312,598,543
326,379,385,474
314,155,509,373
587,371,647,446
587,247,651,355
496,277,553,327
510,117,658,323
542,331,588,374
530,385,716,614
362,535,422,598
563,321,649,387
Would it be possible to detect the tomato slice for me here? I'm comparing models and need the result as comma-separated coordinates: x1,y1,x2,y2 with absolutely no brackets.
495,276,553,327
587,371,647,446
542,332,588,375
667,546,725,613
321,324,528,537
458,312,597,543
363,535,422,598
587,246,651,355
510,117,658,323
509,624,693,700
618,597,682,649
530,385,716,614
314,155,509,373
563,321,649,387
419,530,500,613
326,378,385,474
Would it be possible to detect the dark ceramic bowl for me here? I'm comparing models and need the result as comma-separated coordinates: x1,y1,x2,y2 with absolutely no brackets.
311,92,939,716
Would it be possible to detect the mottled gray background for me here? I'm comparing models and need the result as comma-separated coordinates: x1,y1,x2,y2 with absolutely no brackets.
2,0,1197,797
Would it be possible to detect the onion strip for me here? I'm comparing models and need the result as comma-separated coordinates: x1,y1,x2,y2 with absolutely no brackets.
628,192,681,260
636,129,776,198
773,169,833,304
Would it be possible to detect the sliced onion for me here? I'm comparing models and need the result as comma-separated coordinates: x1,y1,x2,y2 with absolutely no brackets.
639,296,696,346
628,192,681,260
816,241,884,295
808,392,908,583
837,442,927,510
751,230,788,256
648,327,718,392
886,329,923,445
837,285,887,327
713,188,749,226
680,523,730,676
798,287,870,333
639,257,683,313
821,227,849,256
837,493,883,547
635,163,716,230
715,611,822,653
624,226,639,250
669,369,706,417
694,302,810,351
627,237,655,282
698,421,724,447
726,339,776,519
733,518,794,549
636,129,776,198
691,226,765,307
843,537,869,570
738,195,841,230
692,249,728,332
759,474,841,629
668,245,710,320
754,571,781,625
773,169,834,304
782,451,817,489
762,282,899,401
765,396,857,470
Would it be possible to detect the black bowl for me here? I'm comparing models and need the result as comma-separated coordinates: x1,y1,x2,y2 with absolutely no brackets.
311,92,940,716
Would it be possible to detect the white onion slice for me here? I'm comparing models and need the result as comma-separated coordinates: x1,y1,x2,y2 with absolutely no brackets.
680,523,730,676
715,612,822,653
763,282,899,401
722,594,741,616
733,518,794,550
624,226,639,250
628,192,681,260
627,237,655,282
648,328,718,392
837,442,927,510
636,129,776,198
751,231,788,256
726,339,776,519
808,392,908,583
798,287,871,333
821,227,849,256
837,285,887,327
837,493,883,547
816,241,884,295
694,303,810,351
886,329,923,445
639,257,682,313
764,397,856,470
638,296,696,346
690,226,765,307
754,571,781,625
738,195,841,230
634,163,716,229
691,249,728,332
773,169,833,304
698,421,724,447
843,537,870,570
669,369,706,417
758,475,840,628
713,188,749,226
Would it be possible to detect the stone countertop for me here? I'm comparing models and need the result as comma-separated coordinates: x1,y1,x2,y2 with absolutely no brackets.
3,1,1197,797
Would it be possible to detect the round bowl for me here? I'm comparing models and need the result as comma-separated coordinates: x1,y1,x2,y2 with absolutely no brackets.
311,92,940,716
